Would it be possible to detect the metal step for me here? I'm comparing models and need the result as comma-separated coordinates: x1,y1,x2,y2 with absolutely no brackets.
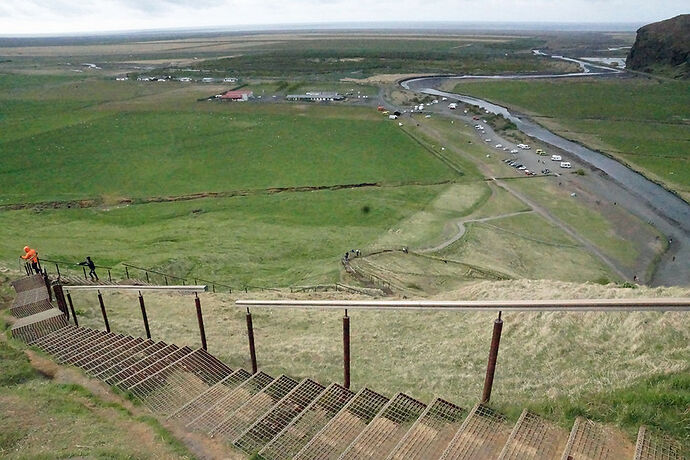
41,327,100,356
338,392,427,459
169,368,252,424
102,342,173,384
439,404,510,460
560,417,635,460
293,387,389,460
10,299,54,318
80,336,142,372
11,308,69,344
90,339,158,377
31,325,80,351
386,397,467,460
62,333,125,365
115,346,193,390
127,348,233,415
234,378,325,454
186,371,274,433
11,286,49,309
497,410,568,460
11,274,46,293
209,375,298,442
53,331,111,363
259,383,354,460
633,426,684,460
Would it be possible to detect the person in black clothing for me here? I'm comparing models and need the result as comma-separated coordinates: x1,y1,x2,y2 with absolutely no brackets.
79,256,99,281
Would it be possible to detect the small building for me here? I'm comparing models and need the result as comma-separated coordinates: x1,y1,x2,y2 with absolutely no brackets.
286,92,344,102
220,90,254,101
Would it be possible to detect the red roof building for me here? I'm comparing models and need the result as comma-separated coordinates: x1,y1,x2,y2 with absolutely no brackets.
220,90,253,101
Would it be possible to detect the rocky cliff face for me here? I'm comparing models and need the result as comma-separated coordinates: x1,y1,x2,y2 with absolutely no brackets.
627,14,690,78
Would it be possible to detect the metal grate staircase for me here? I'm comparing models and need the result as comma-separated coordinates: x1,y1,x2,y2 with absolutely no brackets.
7,275,684,460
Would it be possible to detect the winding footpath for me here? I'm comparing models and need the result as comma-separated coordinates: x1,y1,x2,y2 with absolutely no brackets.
400,53,690,286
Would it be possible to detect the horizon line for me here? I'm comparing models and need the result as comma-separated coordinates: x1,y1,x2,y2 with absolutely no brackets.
0,20,647,39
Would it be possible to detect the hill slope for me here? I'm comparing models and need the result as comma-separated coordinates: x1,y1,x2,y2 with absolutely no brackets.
627,14,690,78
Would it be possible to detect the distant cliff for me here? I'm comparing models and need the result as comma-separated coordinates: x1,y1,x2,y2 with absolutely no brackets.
627,15,690,78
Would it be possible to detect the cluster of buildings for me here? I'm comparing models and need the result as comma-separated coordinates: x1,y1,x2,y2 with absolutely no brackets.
286,92,344,102
119,76,239,83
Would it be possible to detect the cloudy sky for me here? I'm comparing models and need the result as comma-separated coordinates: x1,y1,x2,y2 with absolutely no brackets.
0,0,687,36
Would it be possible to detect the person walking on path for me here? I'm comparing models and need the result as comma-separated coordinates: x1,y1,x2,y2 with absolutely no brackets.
20,246,40,274
79,256,99,281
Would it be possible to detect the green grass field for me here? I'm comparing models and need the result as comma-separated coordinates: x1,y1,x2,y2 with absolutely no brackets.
1,77,455,204
454,78,690,199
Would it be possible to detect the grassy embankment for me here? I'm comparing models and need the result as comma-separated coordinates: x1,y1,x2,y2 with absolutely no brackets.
0,283,197,458
454,78,690,201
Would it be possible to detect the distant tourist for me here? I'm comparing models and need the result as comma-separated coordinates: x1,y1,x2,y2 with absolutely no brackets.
79,256,99,281
20,245,40,274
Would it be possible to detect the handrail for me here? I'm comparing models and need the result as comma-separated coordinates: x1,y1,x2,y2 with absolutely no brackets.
236,298,690,312
121,262,233,293
41,257,113,270
64,284,207,292
122,263,188,281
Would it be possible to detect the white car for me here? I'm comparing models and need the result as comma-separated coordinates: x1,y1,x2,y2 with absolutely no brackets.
495,144,503,149
560,161,572,169
510,149,519,154
551,155,562,161
485,138,492,142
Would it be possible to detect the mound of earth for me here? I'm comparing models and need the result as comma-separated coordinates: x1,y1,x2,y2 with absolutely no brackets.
627,14,690,78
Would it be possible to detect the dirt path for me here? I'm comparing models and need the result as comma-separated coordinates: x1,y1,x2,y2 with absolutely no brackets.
418,209,535,253
494,179,630,281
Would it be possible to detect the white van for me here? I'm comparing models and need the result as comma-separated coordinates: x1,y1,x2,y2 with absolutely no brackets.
551,155,562,161
560,161,572,169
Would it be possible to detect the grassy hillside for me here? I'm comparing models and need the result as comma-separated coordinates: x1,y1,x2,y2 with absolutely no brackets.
0,315,198,459
0,185,448,287
453,78,690,199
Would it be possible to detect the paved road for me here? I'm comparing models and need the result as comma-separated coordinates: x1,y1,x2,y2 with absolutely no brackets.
398,62,689,286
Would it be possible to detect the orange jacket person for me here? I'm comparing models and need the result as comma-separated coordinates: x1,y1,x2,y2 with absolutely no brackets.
20,246,41,274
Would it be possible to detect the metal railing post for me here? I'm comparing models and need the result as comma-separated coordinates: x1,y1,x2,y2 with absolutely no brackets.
139,291,151,339
53,283,69,320
108,269,112,282
343,309,351,389
42,269,52,301
145,271,150,283
66,292,78,326
98,290,111,332
125,266,130,279
246,307,258,374
195,293,207,350
481,311,503,404
55,263,61,278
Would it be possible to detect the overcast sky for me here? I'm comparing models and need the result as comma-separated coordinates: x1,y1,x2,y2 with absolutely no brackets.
0,0,687,36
